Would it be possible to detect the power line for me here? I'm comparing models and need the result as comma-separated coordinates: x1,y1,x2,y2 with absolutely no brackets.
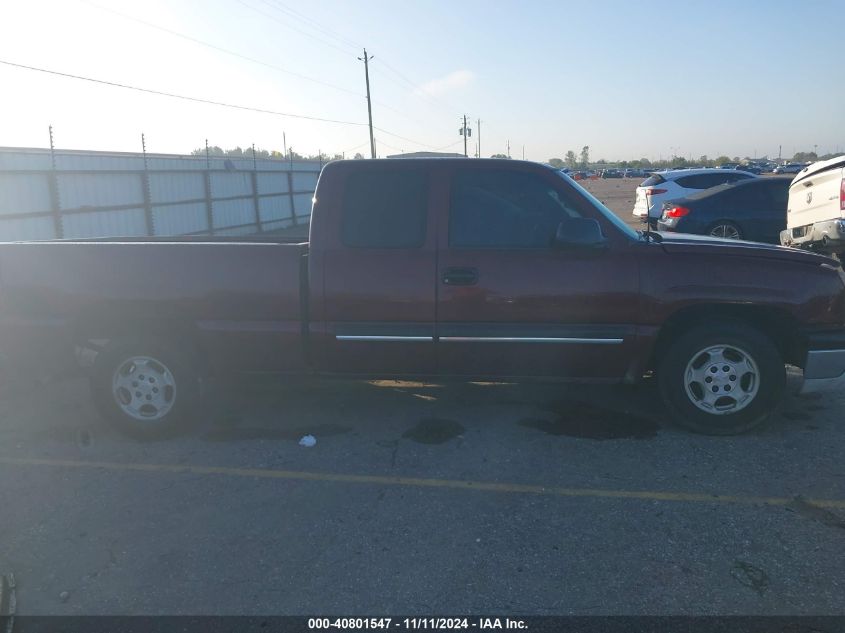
371,125,444,149
372,59,460,115
0,58,453,151
247,0,458,118
342,141,370,154
261,0,362,51
0,58,364,125
235,0,355,58
80,0,364,98
82,0,423,124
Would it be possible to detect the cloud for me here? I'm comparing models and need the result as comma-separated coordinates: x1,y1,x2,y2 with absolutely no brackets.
415,70,474,97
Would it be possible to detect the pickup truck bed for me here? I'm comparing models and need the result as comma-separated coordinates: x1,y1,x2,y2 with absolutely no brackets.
0,239,309,374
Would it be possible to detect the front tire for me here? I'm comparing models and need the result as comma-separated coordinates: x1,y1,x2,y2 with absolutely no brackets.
657,323,785,435
91,338,200,439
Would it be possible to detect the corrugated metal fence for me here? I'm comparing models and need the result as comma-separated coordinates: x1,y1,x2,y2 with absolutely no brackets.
0,147,323,240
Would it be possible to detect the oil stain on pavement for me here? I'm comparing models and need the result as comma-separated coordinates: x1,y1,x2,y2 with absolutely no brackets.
730,560,769,595
402,418,465,444
519,400,659,440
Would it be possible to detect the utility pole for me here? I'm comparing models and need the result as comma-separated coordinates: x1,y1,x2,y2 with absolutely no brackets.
359,49,376,159
522,145,525,160
459,115,471,157
477,119,481,158
283,132,287,159
507,139,510,159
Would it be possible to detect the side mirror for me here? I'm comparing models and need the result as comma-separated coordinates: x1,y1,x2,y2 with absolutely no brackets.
553,218,608,251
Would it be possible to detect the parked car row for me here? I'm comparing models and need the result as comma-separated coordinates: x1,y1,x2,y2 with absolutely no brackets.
558,167,654,180
773,162,809,174
638,155,845,252
632,168,757,222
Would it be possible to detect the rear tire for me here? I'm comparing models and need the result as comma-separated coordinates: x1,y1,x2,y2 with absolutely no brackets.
657,323,785,435
91,338,200,439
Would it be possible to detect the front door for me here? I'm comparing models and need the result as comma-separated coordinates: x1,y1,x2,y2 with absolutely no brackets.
436,166,640,379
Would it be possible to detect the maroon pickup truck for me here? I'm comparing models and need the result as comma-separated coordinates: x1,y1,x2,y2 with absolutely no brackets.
2,158,845,437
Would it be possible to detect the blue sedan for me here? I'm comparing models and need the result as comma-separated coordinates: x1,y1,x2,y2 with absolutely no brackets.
656,177,792,244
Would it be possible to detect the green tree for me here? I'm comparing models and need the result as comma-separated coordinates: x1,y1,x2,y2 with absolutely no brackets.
491,153,509,159
564,150,577,168
353,152,365,160
579,145,590,168
548,157,564,168
714,155,731,165
190,145,225,156
792,151,818,162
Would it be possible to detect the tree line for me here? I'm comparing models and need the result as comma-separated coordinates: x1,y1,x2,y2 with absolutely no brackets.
190,145,355,162
544,150,836,170
190,145,837,167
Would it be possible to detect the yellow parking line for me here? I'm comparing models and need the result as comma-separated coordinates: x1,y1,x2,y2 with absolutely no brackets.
1,455,844,509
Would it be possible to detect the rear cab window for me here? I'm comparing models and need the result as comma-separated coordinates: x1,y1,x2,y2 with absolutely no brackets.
341,169,428,248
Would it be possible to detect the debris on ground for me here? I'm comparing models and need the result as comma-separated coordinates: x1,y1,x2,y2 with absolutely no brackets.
298,434,317,447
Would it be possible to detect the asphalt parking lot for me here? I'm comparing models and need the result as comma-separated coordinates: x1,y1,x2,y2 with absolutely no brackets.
1,180,844,617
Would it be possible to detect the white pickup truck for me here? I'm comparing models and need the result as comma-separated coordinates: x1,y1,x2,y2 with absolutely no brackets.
780,155,845,255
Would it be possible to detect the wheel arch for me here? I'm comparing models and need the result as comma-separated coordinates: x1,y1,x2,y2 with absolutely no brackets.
71,315,209,375
648,303,801,371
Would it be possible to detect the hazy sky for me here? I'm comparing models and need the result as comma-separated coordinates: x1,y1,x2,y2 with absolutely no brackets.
1,0,842,161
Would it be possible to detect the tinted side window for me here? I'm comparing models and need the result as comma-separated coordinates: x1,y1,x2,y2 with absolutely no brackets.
341,169,427,248
642,174,666,186
767,181,790,208
675,174,706,189
722,172,754,184
696,172,748,188
727,185,765,206
450,170,582,248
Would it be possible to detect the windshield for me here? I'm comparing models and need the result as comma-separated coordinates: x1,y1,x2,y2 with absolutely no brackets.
557,170,640,240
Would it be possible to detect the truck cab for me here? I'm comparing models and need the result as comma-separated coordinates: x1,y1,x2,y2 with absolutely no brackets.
307,159,642,381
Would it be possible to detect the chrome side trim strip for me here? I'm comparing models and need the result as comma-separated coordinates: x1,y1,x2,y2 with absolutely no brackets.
336,335,433,342
438,337,624,344
335,335,624,344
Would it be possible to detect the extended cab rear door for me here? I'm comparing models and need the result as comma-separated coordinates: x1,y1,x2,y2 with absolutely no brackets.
434,164,641,379
312,162,437,375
